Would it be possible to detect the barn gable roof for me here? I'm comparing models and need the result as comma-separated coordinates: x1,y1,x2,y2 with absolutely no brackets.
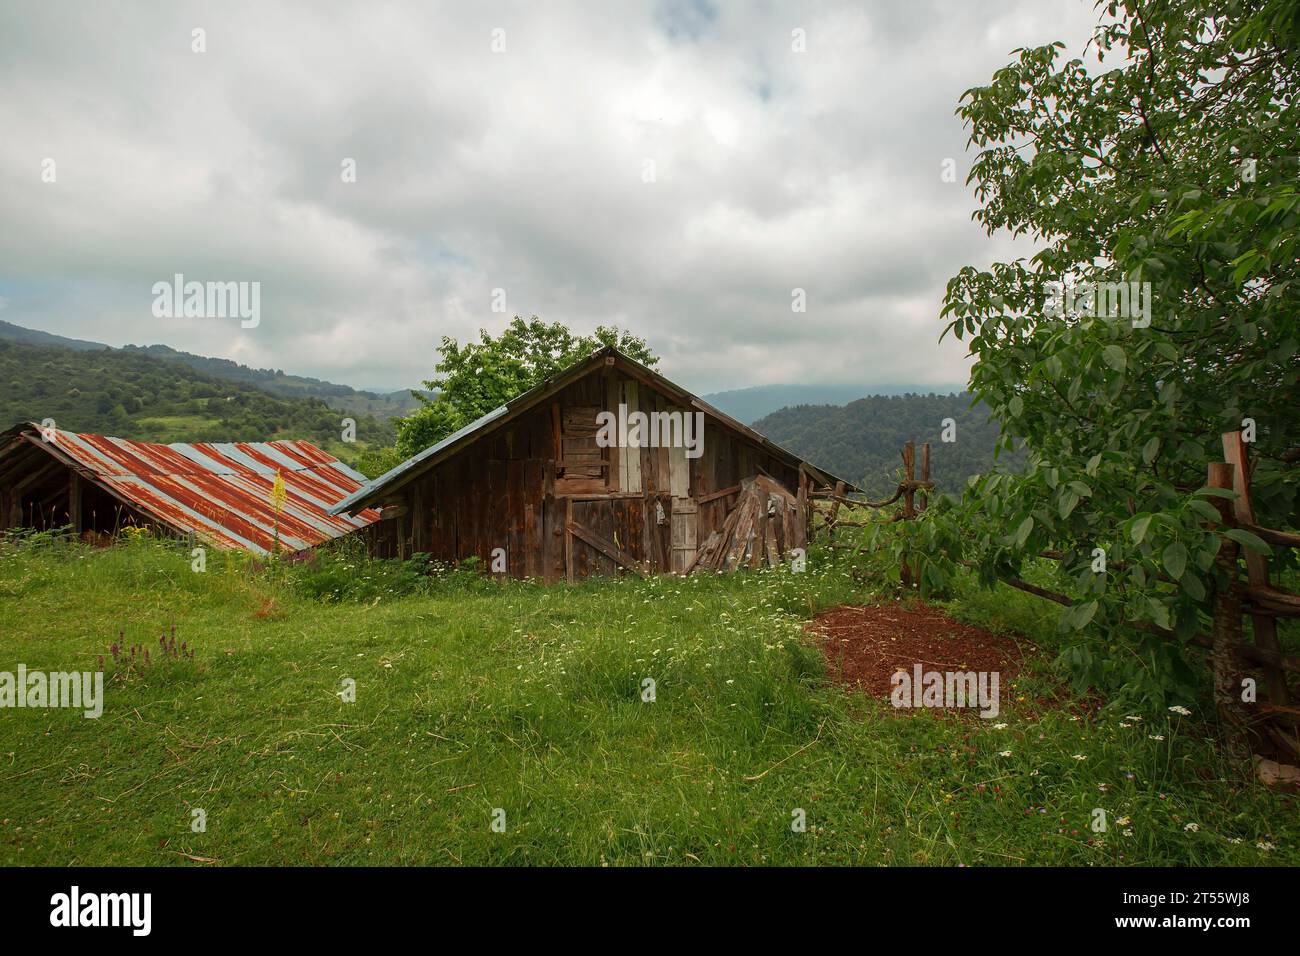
331,345,857,516
0,422,379,553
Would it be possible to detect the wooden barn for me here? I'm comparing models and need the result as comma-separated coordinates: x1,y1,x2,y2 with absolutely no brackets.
332,346,855,580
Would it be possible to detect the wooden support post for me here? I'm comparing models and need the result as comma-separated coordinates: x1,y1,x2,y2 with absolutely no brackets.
901,441,916,519
827,480,845,540
797,466,810,544
1208,462,1248,752
919,443,931,512
564,497,575,584
68,472,82,535
899,442,916,588
1222,431,1289,706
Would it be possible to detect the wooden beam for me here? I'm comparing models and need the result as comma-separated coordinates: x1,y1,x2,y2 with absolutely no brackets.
919,442,931,511
1241,584,1300,618
1246,524,1300,549
698,484,741,504
900,441,916,519
69,472,82,534
8,457,66,498
567,519,648,575
550,402,562,471
797,466,810,543
564,498,574,584
827,480,846,539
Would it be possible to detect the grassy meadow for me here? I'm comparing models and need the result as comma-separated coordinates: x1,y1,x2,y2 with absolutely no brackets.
0,533,1295,866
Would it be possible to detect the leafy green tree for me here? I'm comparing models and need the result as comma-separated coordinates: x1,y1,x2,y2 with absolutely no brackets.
396,317,659,456
355,445,406,479
914,0,1300,707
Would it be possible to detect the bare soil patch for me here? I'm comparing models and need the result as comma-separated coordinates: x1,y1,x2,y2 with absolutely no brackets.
807,602,1031,699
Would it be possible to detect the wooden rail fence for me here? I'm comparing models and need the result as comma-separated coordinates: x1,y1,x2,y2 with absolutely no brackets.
806,439,932,584
803,431,1299,765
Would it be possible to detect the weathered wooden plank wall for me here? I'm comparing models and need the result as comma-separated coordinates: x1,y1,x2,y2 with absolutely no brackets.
353,367,803,581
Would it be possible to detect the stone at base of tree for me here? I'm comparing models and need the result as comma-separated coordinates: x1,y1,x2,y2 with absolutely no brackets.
1253,755,1300,787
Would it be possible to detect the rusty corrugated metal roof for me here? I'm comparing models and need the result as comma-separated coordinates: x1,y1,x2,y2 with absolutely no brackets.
5,422,380,554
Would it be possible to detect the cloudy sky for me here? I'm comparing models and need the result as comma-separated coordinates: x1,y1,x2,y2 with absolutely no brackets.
0,0,1103,394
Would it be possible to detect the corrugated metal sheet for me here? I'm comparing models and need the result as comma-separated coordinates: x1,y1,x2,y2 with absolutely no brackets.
15,424,379,554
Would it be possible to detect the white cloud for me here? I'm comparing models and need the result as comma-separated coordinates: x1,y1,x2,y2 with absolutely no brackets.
0,0,1102,392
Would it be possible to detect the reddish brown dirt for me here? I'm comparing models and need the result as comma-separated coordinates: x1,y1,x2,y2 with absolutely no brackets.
807,602,1031,699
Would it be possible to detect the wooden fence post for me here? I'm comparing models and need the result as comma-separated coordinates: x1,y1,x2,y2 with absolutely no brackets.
901,441,916,519
898,442,917,587
798,466,811,544
919,443,931,513
1208,462,1248,752
827,480,846,541
1222,431,1290,706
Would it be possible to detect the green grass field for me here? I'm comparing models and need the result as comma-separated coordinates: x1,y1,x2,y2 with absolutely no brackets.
0,535,1294,866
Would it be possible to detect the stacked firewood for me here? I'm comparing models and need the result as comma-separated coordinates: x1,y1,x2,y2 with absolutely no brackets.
688,475,805,573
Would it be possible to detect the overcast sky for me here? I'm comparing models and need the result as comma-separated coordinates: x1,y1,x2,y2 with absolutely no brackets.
0,0,1103,394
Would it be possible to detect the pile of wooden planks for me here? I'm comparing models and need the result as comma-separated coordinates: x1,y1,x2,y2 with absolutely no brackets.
686,475,805,574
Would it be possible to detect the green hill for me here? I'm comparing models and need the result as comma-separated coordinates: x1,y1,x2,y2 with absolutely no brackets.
702,382,964,425
119,343,425,420
0,320,426,422
0,339,395,463
755,392,1023,496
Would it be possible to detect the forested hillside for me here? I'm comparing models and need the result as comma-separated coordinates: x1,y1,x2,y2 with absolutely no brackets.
0,321,424,421
119,343,424,420
755,392,1022,495
0,339,394,458
700,383,962,425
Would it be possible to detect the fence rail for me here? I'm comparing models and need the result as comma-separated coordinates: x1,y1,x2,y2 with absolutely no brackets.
806,440,931,584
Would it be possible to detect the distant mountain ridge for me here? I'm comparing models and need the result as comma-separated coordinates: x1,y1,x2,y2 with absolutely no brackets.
702,382,966,425
754,392,1023,496
0,320,425,421
0,320,109,352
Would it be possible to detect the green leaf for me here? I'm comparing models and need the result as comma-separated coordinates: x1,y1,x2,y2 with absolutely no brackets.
1196,486,1237,499
1130,515,1153,544
1102,345,1127,372
1223,528,1271,555
1145,597,1171,631
1014,516,1034,548
1059,491,1080,519
1162,541,1187,580
1141,436,1160,464
1071,600,1098,630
